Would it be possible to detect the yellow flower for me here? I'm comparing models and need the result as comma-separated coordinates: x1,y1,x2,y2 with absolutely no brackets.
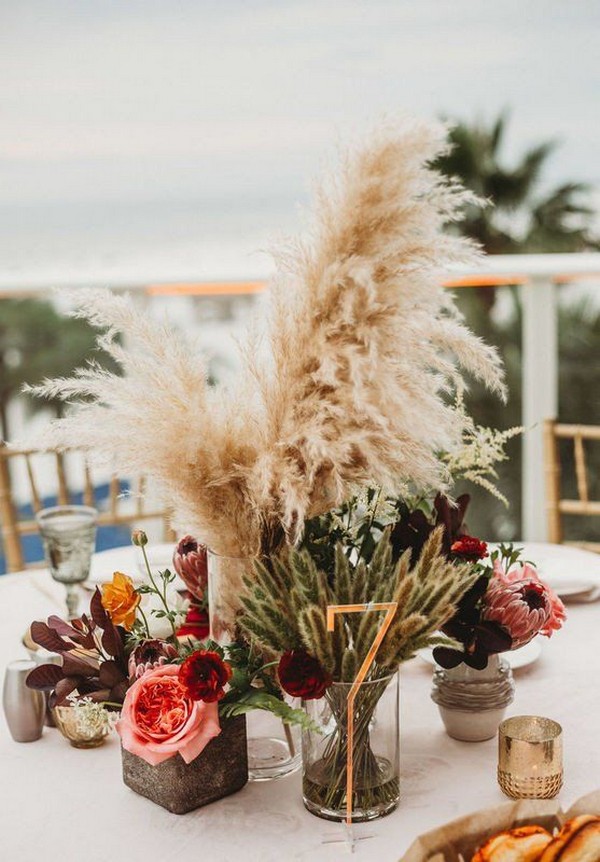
101,572,140,630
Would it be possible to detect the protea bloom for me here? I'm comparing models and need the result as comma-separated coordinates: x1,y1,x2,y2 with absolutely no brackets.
128,639,179,681
491,560,566,639
482,568,565,649
172,536,208,603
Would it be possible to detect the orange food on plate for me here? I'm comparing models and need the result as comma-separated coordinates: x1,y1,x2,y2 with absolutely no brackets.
539,815,600,860
471,824,553,861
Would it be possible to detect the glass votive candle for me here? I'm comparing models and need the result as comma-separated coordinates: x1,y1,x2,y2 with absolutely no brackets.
498,715,563,799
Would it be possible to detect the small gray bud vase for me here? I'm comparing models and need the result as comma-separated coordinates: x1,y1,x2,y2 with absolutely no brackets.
431,654,515,742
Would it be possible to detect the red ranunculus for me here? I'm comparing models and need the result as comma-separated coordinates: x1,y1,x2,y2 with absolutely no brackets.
176,603,210,640
450,535,488,562
179,650,232,703
278,649,332,700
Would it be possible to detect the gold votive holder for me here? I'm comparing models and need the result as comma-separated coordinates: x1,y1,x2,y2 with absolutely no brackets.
52,705,110,749
498,715,563,799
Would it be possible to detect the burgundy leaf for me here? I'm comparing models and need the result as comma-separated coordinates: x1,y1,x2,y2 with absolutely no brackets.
98,660,125,688
81,688,111,703
76,678,105,695
62,653,98,678
72,629,97,650
26,663,65,690
108,680,128,705
101,621,125,659
46,616,81,638
80,613,95,633
53,676,81,705
89,588,109,628
30,621,73,653
464,650,490,671
432,647,464,669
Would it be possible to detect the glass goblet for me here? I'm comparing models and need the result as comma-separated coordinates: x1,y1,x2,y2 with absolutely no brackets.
36,505,98,618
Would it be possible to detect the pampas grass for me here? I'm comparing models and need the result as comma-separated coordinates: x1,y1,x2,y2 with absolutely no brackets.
26,117,505,568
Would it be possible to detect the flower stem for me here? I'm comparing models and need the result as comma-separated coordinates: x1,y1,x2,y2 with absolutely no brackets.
140,544,178,640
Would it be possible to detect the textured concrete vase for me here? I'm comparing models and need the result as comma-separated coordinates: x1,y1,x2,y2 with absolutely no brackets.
122,714,248,813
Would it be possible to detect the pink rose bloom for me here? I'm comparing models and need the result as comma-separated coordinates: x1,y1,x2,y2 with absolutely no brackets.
491,559,566,637
116,664,220,766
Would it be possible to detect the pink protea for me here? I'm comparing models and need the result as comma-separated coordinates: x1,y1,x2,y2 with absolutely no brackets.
492,559,566,638
172,536,208,603
483,571,566,649
128,639,179,681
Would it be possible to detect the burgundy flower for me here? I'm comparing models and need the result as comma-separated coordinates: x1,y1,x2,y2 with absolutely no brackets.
179,650,232,702
450,535,488,562
278,649,332,700
172,536,208,603
176,603,210,641
128,639,178,681
390,493,472,563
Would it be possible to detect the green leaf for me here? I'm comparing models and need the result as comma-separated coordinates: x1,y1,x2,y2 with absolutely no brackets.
219,690,322,734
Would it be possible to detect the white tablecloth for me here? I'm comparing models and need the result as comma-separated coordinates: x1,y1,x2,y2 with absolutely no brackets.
2,543,600,862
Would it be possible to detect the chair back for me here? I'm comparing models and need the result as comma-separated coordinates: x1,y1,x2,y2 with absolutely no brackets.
543,419,600,552
0,443,175,573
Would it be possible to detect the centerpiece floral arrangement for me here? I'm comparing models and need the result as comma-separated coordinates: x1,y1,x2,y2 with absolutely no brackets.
433,542,565,671
23,116,524,819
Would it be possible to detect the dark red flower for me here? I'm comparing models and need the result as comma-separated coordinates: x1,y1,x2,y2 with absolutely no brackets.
176,603,210,641
450,535,488,562
278,649,332,700
178,650,232,702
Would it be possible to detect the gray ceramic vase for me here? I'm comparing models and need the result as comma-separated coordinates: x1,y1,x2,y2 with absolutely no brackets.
122,714,248,813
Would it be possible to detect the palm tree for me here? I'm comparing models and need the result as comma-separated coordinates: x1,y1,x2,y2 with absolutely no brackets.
436,112,599,254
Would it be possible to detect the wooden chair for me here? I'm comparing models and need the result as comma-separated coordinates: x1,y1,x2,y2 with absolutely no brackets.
0,443,176,573
544,419,600,552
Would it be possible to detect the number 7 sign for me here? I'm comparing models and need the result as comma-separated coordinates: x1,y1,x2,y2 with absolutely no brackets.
326,601,398,826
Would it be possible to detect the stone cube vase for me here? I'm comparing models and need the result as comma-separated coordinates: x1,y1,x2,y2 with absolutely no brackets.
122,714,248,813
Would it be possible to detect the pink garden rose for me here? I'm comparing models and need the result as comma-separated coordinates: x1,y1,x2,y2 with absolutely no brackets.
483,560,566,649
116,664,220,766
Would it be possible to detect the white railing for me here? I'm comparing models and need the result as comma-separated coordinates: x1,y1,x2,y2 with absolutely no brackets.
3,252,600,541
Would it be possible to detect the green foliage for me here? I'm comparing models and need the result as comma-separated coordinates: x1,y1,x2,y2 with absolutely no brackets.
220,690,321,734
240,529,478,682
436,112,599,254
0,296,118,440
436,113,599,541
451,290,600,541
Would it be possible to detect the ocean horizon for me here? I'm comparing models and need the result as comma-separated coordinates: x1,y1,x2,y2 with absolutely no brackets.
0,196,301,291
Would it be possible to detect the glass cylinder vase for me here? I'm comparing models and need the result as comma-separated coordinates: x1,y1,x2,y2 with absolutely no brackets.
207,549,301,781
431,653,515,742
302,673,400,822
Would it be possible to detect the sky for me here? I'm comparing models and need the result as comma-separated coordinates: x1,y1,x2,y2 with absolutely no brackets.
0,0,599,283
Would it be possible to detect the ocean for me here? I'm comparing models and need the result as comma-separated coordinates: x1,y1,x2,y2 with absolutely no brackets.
0,197,301,291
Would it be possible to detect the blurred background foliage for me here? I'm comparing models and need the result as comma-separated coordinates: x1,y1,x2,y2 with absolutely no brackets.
437,113,600,542
0,298,116,442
